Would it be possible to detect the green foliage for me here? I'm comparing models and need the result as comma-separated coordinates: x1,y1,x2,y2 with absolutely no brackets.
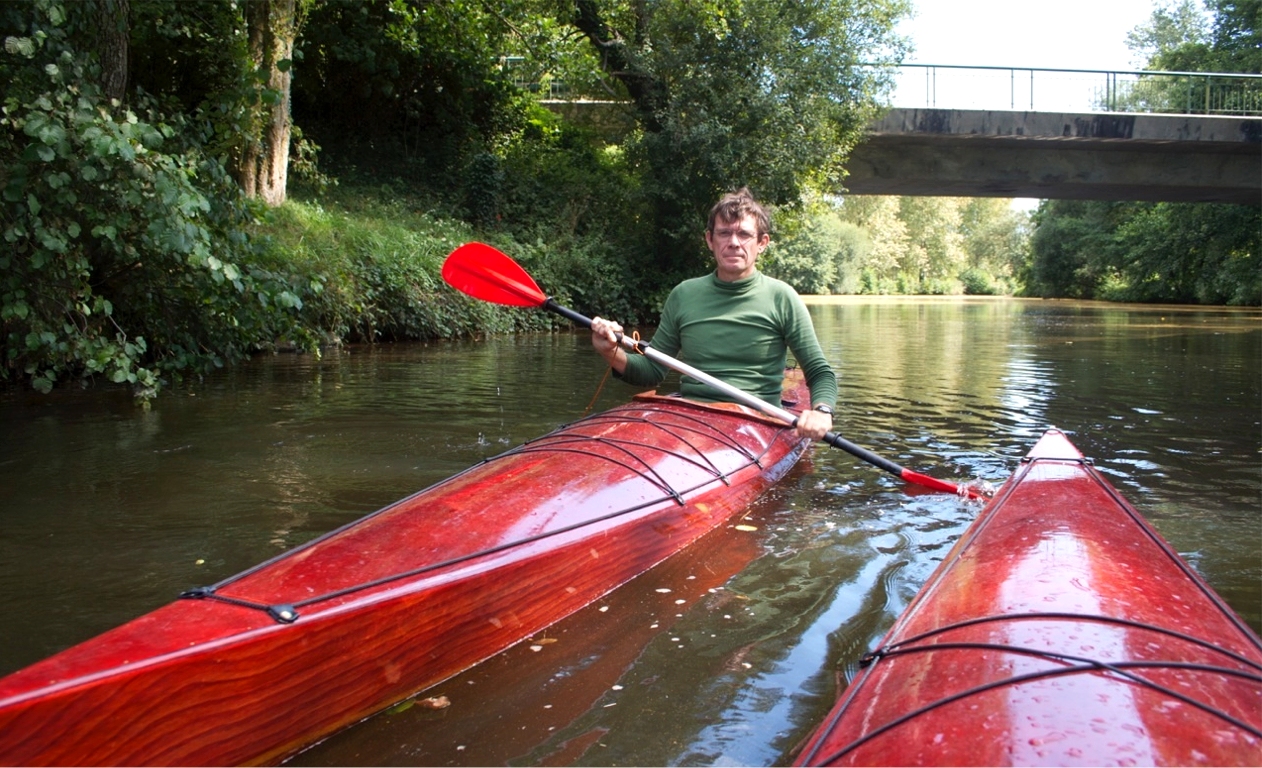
1132,0,1261,73
1027,2,1261,306
763,196,1027,296
765,209,869,294
291,0,527,183
1,0,313,398
1115,0,1260,114
258,184,655,341
818,196,1025,295
959,267,998,295
1025,199,1260,305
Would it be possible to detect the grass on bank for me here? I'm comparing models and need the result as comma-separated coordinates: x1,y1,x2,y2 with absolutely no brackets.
257,188,554,347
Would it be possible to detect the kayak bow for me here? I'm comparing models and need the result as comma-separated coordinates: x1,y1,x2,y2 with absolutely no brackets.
795,428,1262,766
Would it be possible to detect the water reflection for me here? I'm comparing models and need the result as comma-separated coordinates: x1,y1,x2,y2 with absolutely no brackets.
0,299,1257,766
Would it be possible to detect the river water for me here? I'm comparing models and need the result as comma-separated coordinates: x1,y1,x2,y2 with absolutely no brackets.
1,298,1258,766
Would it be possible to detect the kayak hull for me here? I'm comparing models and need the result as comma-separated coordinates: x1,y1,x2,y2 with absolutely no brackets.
794,429,1262,766
0,378,811,766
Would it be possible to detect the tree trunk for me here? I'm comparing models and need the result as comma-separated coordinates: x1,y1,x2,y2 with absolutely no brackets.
571,0,665,133
239,0,296,207
94,0,130,103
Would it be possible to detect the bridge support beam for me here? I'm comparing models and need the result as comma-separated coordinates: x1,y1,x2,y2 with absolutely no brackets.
844,109,1261,205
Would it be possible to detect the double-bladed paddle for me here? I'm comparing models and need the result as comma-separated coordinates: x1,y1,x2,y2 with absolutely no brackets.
442,241,987,500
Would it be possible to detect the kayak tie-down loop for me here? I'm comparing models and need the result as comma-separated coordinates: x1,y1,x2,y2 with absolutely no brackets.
827,611,1262,765
268,604,299,623
515,436,686,503
869,611,1262,671
519,407,763,492
179,587,299,623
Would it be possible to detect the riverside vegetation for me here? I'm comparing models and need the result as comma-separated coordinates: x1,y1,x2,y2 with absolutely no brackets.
2,0,1257,400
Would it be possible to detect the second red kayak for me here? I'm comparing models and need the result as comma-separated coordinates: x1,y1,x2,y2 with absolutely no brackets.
794,428,1262,766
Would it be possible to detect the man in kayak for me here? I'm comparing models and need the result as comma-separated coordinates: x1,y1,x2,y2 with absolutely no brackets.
590,187,837,440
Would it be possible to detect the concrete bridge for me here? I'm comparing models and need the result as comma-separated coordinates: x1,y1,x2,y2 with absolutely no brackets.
541,64,1262,204
844,108,1261,205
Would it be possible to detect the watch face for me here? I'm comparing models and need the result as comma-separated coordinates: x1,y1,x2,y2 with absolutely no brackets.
815,405,833,415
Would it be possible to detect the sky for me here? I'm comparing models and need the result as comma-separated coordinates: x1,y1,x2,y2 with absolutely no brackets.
896,0,1160,71
889,0,1164,111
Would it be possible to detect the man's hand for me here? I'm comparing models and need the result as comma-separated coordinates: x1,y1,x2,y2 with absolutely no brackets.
590,316,627,373
795,408,832,441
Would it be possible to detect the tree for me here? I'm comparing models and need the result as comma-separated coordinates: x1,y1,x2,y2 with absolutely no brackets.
898,197,964,292
291,0,526,178
562,0,910,277
237,0,299,206
836,195,909,292
1125,0,1209,67
1119,0,1260,113
92,0,130,101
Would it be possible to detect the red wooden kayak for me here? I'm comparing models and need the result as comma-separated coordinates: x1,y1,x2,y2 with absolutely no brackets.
0,375,811,766
794,428,1262,766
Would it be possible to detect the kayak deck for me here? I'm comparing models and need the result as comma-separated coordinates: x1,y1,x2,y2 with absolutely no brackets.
795,428,1262,766
0,377,811,766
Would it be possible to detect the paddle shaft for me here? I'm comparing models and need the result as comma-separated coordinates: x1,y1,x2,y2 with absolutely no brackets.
544,300,970,496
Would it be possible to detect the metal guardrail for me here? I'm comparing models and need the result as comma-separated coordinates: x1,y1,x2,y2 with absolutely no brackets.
882,63,1262,116
503,57,1262,116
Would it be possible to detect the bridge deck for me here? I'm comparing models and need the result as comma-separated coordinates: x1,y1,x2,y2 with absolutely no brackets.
845,108,1260,204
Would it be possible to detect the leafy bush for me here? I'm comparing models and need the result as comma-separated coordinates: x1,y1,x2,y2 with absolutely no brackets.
1,5,311,398
959,267,997,295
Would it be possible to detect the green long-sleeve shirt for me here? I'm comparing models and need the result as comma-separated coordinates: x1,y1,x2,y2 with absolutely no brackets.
618,270,837,408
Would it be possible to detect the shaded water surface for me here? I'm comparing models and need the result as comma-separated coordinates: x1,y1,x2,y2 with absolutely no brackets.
1,299,1257,766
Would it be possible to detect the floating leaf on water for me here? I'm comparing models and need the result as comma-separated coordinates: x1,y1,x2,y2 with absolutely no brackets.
734,524,758,532
417,696,450,710
530,645,543,652
655,588,672,593
386,700,414,715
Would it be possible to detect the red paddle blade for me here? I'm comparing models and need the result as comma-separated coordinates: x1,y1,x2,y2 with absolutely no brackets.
902,468,991,500
442,242,548,308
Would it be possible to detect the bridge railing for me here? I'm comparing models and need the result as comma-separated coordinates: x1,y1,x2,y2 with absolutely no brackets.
882,64,1262,116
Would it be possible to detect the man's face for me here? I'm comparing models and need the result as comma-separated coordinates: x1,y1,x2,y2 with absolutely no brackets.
705,213,769,282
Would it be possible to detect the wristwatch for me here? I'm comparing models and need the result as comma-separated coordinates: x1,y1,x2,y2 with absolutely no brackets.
813,404,833,416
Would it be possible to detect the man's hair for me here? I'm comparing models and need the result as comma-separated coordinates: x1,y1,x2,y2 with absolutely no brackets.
707,187,771,235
